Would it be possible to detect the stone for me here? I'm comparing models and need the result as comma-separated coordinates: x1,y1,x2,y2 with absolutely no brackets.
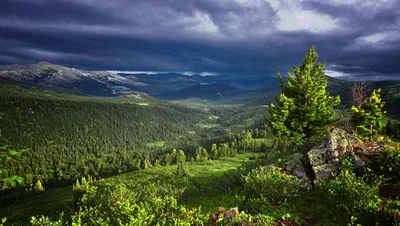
299,178,313,189
286,153,307,179
353,154,367,169
306,128,377,181
307,148,325,166
329,148,340,163
293,165,307,179
312,162,339,180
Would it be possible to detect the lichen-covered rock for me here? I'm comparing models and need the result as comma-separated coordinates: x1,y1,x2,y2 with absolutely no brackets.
307,148,329,166
307,128,377,181
285,153,312,188
286,153,307,179
312,162,339,180
299,178,313,189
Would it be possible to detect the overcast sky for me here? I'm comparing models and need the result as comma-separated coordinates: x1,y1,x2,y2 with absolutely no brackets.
0,0,399,80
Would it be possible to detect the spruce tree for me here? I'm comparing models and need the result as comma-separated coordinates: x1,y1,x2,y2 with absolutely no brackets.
268,46,340,151
210,144,218,160
201,148,209,162
195,147,202,162
351,88,386,141
164,153,172,166
176,150,187,177
34,179,45,192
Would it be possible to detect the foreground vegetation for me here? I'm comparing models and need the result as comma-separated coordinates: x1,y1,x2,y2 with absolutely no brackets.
3,146,400,225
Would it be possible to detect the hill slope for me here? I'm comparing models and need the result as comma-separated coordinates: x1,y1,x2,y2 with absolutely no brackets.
0,81,207,198
325,76,400,116
156,84,249,100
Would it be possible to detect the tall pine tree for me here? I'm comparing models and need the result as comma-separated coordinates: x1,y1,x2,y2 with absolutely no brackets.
268,46,340,151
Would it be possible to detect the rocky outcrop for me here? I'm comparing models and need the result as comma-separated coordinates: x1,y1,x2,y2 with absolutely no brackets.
307,128,380,180
275,128,382,188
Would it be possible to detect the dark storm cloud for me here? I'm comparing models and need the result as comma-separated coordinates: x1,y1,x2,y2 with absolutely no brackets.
0,0,399,80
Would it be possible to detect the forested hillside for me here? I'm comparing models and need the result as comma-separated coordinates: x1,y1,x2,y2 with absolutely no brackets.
0,81,209,201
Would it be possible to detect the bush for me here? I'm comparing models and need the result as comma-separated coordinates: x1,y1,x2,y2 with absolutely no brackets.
241,166,301,219
313,171,382,225
72,184,210,225
371,148,400,183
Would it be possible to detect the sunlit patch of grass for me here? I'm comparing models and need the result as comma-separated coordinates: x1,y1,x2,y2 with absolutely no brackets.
146,140,165,148
7,148,25,156
96,153,259,186
136,103,149,106
94,152,261,211
196,123,220,128
7,176,23,186
208,115,220,120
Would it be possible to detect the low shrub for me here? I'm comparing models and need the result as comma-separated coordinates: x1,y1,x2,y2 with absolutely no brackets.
313,171,382,225
241,166,301,222
371,148,400,183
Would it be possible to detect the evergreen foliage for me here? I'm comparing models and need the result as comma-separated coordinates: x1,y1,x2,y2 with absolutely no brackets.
33,180,45,193
211,143,218,159
0,81,206,199
268,47,340,151
351,88,386,141
176,150,187,177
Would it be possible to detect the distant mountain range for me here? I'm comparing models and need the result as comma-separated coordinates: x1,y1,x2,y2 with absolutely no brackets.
1,62,399,115
0,62,147,96
0,62,278,97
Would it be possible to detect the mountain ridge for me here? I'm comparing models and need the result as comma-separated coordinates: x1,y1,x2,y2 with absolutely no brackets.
0,62,279,96
0,61,147,96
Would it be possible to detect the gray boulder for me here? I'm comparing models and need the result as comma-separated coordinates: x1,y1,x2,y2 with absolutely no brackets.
307,128,375,180
285,153,312,189
299,178,313,189
286,153,307,179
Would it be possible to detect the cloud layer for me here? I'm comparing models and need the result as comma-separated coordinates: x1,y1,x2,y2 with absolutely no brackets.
0,0,399,79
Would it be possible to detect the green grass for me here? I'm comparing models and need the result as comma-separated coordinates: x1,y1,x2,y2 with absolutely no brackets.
96,152,257,187
136,103,149,106
7,149,25,156
195,123,221,129
0,153,261,225
0,187,73,225
255,138,274,146
95,152,261,211
208,115,220,120
146,140,165,148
